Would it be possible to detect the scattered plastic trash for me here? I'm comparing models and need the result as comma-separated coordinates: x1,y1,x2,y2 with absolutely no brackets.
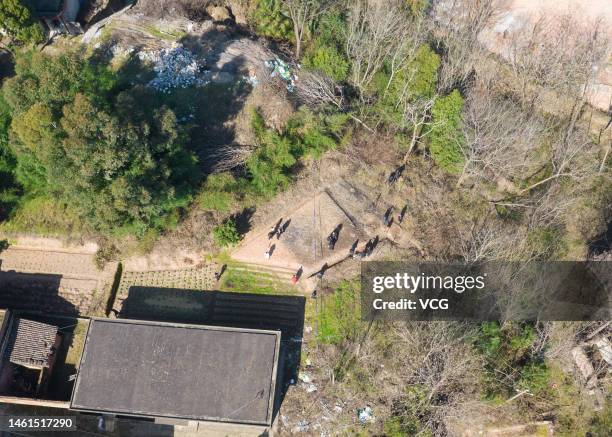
298,372,312,383
244,74,259,87
265,57,297,92
304,383,317,393
293,420,310,433
358,406,374,424
139,45,209,93
334,404,343,413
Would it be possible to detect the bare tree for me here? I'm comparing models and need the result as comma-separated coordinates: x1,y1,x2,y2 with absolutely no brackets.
402,97,436,162
345,0,414,94
459,78,546,188
293,69,344,109
387,322,484,433
282,0,331,58
432,0,500,92
503,13,608,121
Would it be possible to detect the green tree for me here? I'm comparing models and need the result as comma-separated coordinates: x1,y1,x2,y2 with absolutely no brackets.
0,94,19,219
213,218,241,247
303,45,349,81
251,0,293,41
428,89,464,173
2,51,199,233
0,0,44,44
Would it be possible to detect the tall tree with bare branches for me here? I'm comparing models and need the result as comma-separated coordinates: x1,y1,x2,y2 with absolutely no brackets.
282,0,331,58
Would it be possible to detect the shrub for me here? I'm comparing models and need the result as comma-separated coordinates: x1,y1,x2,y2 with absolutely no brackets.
199,173,240,212
0,0,45,44
428,89,465,173
476,322,548,398
213,218,241,247
250,0,293,41
371,44,440,128
2,51,199,234
517,362,550,395
303,45,349,82
247,107,347,196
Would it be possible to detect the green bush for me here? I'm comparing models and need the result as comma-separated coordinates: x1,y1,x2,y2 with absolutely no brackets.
251,0,293,41
248,110,296,196
1,51,199,235
428,89,465,174
303,45,349,82
248,107,346,196
213,218,241,247
588,405,612,437
371,44,440,128
384,386,434,437
0,94,19,220
199,173,240,212
517,362,550,395
0,0,45,44
302,12,350,81
476,322,549,398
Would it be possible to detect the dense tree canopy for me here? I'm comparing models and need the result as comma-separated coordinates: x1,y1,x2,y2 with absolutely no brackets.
0,0,44,44
1,51,199,233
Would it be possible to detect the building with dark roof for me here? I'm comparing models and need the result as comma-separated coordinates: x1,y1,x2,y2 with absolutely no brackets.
0,313,62,399
70,318,281,428
5,318,58,369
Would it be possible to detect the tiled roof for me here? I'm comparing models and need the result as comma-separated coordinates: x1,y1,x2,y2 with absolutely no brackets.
5,318,58,368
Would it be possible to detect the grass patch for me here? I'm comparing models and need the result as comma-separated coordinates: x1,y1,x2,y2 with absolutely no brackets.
219,263,293,295
0,196,90,236
142,25,186,41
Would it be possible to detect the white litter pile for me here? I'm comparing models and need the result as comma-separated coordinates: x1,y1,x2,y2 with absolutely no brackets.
139,45,209,93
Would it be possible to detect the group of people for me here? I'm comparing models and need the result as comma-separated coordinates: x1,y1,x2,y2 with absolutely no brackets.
387,164,406,185
383,204,408,228
268,218,289,240
349,236,379,259
265,218,291,260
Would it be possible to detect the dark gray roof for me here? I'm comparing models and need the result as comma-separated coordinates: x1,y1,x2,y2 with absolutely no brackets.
70,319,280,425
5,318,58,368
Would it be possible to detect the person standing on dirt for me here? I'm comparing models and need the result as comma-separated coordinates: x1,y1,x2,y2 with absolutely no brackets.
398,204,408,224
291,266,303,285
214,264,226,282
383,207,393,227
276,222,286,239
264,246,272,260
327,231,338,250
316,263,328,280
349,239,359,257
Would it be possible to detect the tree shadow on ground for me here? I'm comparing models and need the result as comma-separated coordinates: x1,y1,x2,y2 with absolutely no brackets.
588,220,612,257
233,206,255,234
